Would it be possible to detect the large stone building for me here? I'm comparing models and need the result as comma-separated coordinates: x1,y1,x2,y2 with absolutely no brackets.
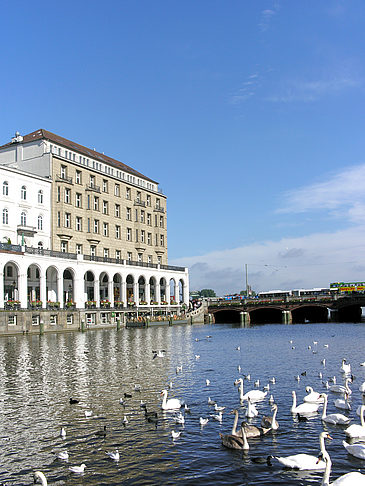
0,130,189,327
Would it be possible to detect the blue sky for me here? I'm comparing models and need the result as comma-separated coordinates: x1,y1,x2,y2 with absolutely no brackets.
1,1,365,295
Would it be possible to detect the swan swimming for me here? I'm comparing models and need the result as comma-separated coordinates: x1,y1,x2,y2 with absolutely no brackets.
334,392,351,411
321,451,365,485
342,440,365,460
344,405,365,439
329,378,352,395
291,391,320,414
304,386,324,404
245,397,258,418
272,431,330,470
320,393,351,425
229,409,270,438
160,389,182,410
69,463,86,473
106,449,120,461
340,358,351,375
261,403,279,430
220,422,249,450
34,471,47,485
234,378,267,402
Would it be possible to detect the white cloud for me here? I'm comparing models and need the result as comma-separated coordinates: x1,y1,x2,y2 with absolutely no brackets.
171,227,365,296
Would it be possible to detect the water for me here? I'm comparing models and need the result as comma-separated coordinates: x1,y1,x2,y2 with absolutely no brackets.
1,322,365,485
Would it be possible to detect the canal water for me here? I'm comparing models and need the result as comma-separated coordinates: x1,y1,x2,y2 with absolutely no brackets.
1,322,365,485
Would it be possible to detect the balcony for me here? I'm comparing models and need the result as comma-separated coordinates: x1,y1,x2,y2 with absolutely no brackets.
86,183,101,193
154,205,165,213
56,174,73,184
17,225,37,237
134,199,146,207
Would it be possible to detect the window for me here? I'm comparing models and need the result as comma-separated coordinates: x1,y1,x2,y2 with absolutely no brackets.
60,165,67,179
76,170,82,184
8,315,17,326
50,315,57,325
141,230,145,243
2,208,8,224
57,186,61,202
65,188,71,204
65,213,71,228
138,253,142,262
156,198,160,209
75,193,82,208
147,255,152,264
126,228,132,241
135,209,138,222
37,215,43,230
160,234,164,246
115,225,121,239
87,218,90,232
76,216,82,231
158,256,162,264
76,244,83,254
94,219,99,233
135,229,138,242
90,245,96,257
38,190,43,204
57,211,61,227
102,179,108,192
20,211,26,226
116,249,121,260
21,185,26,200
7,266,12,277
136,191,141,202
126,208,131,221
3,181,8,196
38,241,43,250
147,233,152,245
146,195,151,206
127,251,132,261
115,183,120,197
93,196,99,211
90,175,95,187
160,216,164,228
87,195,90,209
147,213,151,226
126,187,131,199
141,210,145,223
61,241,68,253
103,222,108,236
155,215,158,227
102,200,108,215
115,204,120,217
67,315,73,325
103,248,109,258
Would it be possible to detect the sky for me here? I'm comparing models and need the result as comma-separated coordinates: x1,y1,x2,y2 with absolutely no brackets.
1,1,365,296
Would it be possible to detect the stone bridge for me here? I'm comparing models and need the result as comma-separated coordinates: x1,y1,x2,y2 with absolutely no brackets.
207,295,365,325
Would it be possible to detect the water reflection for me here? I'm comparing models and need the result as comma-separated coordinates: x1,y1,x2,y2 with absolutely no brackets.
0,323,365,485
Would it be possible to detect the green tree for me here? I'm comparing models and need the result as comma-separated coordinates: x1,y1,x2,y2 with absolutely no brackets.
200,289,216,297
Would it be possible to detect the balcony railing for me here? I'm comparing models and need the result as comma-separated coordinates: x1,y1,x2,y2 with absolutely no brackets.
134,199,146,207
56,174,73,184
154,205,165,213
25,247,77,260
86,183,101,193
0,242,22,252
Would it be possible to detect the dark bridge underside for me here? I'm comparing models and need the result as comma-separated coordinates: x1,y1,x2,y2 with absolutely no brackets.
212,304,363,324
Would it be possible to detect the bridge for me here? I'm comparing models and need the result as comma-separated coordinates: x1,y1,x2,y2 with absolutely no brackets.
207,294,365,324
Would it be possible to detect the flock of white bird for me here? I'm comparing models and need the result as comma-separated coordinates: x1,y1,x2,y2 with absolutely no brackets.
31,338,365,486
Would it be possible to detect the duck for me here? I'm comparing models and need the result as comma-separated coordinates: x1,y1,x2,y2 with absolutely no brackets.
34,471,47,485
272,431,331,470
208,397,216,405
320,393,351,425
160,389,182,410
171,430,182,440
84,410,93,418
106,449,120,461
69,463,86,473
321,451,365,485
329,377,352,395
69,398,79,404
334,392,351,411
291,391,320,414
261,403,279,430
344,405,365,439
60,427,66,438
234,378,267,402
304,386,324,404
199,417,209,426
95,425,107,437
211,411,223,422
245,397,258,418
340,358,351,375
342,440,365,460
56,450,69,461
175,412,185,424
220,422,249,450
214,403,225,412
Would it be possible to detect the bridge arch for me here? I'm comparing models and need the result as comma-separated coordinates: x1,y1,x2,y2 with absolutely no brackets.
250,307,283,324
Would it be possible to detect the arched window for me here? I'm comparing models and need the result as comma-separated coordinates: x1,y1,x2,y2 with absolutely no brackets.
21,185,26,200
3,181,8,196
37,215,43,230
38,190,43,204
20,211,27,226
2,208,8,224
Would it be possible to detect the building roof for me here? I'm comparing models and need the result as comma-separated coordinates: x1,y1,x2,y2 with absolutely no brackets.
0,129,157,184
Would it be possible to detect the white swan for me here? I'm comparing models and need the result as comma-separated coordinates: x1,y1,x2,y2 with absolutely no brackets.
291,391,320,414
359,381,365,393
334,392,351,411
160,389,181,410
246,397,258,418
273,431,330,470
342,440,365,460
220,422,249,450
261,403,279,430
304,386,324,403
34,471,47,485
321,452,365,485
329,378,352,395
340,358,351,375
234,378,267,402
344,405,365,439
320,393,351,425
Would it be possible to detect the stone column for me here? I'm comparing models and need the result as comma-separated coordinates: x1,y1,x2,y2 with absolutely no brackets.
57,276,64,309
156,281,161,304
19,272,28,309
133,281,139,304
94,279,100,307
282,309,292,324
240,311,250,326
108,280,114,307
145,282,150,304
0,270,4,308
121,280,126,305
40,271,47,309
74,276,83,309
